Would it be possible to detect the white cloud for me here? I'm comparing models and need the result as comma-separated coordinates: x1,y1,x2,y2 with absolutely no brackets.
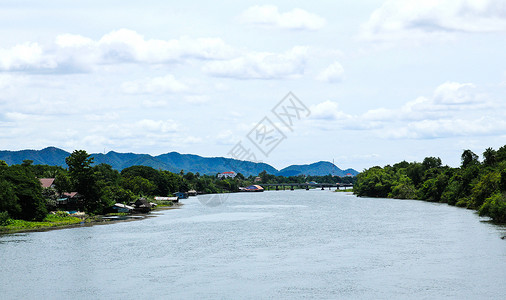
136,119,179,133
0,29,237,73
360,0,506,42
316,61,344,83
432,82,477,104
0,42,55,71
122,74,188,94
308,81,504,140
361,82,485,123
239,5,326,30
310,101,351,121
97,29,235,63
383,117,506,139
203,46,308,79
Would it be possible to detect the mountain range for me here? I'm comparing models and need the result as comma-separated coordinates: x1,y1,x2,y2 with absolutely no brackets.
0,147,359,177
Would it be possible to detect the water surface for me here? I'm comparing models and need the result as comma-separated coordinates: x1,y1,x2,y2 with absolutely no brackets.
1,190,505,299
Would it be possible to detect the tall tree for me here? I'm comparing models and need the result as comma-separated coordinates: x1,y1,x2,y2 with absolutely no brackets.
483,147,497,167
65,150,104,213
461,149,479,169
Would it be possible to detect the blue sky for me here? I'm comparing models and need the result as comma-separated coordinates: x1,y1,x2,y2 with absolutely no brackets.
1,0,505,171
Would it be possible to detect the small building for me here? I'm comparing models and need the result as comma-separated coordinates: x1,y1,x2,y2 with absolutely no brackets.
39,178,56,189
218,171,237,179
154,196,179,203
175,192,188,199
133,198,152,213
187,190,197,196
57,192,82,210
110,203,134,213
254,177,262,182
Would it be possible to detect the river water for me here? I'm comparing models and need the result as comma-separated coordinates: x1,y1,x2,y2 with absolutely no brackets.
1,190,505,299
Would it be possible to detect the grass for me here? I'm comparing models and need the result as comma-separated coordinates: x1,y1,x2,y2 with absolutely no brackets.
335,188,354,192
0,214,85,233
151,200,177,207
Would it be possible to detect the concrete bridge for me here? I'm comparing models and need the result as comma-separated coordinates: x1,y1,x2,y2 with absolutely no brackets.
260,183,353,191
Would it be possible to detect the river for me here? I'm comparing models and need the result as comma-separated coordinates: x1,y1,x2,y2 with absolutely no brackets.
1,190,505,299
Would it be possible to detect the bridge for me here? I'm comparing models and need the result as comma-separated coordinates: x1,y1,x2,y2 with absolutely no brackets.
260,183,353,191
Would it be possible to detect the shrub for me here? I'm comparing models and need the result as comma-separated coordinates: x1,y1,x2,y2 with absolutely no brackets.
479,193,506,223
0,211,11,226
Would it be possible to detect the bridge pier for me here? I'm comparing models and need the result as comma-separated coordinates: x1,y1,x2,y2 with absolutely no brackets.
290,185,294,191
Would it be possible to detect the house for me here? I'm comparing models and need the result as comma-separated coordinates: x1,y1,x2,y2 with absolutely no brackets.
154,196,179,203
133,198,152,213
254,176,262,182
187,190,198,196
218,171,236,179
39,178,56,189
110,203,134,213
57,192,82,209
175,192,188,199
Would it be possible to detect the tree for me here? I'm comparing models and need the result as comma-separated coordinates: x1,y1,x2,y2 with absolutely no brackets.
483,147,497,167
94,163,120,185
121,176,156,196
422,157,442,170
53,171,72,195
470,172,500,208
21,159,34,167
0,178,21,218
65,150,104,214
406,162,424,188
479,193,506,223
354,166,393,198
389,174,416,199
121,165,170,196
496,145,506,163
1,165,47,220
461,149,479,169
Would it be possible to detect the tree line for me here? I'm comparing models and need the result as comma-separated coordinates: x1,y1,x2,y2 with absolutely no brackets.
353,146,506,223
1,150,355,223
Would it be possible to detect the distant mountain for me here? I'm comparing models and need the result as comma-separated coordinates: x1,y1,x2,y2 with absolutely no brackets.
0,147,358,177
278,161,359,177
0,146,69,167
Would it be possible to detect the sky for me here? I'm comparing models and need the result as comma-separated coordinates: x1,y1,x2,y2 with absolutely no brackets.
1,0,506,171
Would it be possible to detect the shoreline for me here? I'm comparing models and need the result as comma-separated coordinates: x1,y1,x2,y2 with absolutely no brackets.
0,205,182,235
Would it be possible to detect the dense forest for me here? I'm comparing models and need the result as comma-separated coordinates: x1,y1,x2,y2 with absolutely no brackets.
354,146,506,223
0,150,353,224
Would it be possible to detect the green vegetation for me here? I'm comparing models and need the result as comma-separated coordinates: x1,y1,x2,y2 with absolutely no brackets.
335,188,353,192
256,170,356,186
354,146,506,223
1,150,355,231
0,212,83,233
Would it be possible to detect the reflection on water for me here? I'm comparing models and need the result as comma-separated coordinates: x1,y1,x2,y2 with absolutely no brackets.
1,190,505,299
0,233,30,244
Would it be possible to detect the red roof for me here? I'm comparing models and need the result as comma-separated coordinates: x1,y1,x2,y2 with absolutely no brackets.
222,171,236,174
39,178,55,188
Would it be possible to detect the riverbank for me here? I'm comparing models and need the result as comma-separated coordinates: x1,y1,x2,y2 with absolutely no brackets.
0,204,182,234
